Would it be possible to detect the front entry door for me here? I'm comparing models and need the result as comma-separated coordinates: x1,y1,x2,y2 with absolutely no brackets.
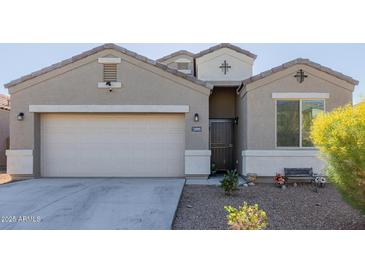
210,119,234,171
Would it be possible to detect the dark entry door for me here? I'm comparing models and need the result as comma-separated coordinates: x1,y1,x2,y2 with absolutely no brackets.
210,119,234,171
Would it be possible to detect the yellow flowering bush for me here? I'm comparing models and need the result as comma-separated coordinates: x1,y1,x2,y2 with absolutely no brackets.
311,101,365,213
224,202,268,230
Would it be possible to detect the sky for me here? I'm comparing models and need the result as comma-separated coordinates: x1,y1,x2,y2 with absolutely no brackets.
0,43,364,104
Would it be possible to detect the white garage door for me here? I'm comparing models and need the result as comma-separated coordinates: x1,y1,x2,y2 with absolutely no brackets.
41,113,185,177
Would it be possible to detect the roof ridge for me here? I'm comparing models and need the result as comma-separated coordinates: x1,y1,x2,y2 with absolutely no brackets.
157,50,195,62
241,58,359,86
4,44,211,90
194,43,257,59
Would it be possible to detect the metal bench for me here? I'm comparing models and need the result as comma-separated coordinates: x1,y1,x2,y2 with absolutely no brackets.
284,168,314,184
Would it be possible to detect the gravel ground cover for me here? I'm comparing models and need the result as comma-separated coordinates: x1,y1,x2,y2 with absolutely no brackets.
173,183,365,230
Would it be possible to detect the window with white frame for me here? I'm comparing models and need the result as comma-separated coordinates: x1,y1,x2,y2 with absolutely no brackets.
177,62,189,71
175,58,191,74
276,99,325,147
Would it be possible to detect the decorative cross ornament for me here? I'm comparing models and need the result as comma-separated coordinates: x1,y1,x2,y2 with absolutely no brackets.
219,60,231,75
294,69,308,83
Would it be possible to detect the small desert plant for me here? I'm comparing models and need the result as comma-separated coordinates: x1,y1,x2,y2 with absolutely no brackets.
224,202,268,230
220,169,239,195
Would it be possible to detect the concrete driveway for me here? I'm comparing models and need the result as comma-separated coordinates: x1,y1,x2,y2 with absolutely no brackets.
0,178,185,230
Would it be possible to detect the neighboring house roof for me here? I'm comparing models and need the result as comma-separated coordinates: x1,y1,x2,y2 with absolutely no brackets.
239,58,359,89
4,44,212,90
0,94,10,111
156,50,195,63
194,43,257,60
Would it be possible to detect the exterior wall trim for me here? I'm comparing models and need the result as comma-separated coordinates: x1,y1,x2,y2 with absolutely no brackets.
272,92,330,99
185,150,212,156
97,82,122,88
242,149,320,157
241,149,326,177
185,150,211,177
6,150,33,156
6,149,34,175
29,105,190,113
98,57,121,64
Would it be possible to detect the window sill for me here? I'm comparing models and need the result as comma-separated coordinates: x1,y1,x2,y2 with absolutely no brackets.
98,82,122,89
177,69,192,74
275,147,318,150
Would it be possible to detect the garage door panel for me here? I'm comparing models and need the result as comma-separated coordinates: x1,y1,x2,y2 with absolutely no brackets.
41,113,185,177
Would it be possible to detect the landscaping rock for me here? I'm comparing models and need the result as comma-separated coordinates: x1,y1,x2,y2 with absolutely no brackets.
173,184,365,230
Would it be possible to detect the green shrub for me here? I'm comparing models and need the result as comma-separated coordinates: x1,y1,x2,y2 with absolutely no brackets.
220,170,239,195
224,202,268,230
311,101,365,213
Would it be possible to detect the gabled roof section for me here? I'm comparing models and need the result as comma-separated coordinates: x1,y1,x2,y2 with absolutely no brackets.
240,58,359,89
157,50,195,63
4,44,211,90
194,43,257,60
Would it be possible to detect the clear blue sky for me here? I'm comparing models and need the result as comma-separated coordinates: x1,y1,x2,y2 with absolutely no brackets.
0,44,364,104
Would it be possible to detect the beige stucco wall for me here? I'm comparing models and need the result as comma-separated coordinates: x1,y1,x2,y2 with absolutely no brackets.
235,91,247,172
8,49,210,176
0,109,9,169
196,48,254,82
241,64,354,151
209,87,236,119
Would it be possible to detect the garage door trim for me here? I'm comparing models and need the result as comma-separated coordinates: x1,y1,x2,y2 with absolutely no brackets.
30,105,189,113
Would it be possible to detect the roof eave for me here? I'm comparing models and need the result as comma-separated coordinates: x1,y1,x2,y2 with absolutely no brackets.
241,58,359,87
4,44,211,91
156,50,195,63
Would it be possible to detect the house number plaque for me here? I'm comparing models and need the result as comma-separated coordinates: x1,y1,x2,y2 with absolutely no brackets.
192,126,202,132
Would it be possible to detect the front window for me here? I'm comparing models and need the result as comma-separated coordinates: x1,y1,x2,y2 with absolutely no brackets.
276,99,324,147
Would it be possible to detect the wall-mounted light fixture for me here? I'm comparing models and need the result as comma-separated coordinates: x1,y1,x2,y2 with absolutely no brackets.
17,112,24,121
194,113,199,122
105,81,113,92
234,117,239,125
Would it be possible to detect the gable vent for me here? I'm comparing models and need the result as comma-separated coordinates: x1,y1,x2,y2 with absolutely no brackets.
103,63,117,82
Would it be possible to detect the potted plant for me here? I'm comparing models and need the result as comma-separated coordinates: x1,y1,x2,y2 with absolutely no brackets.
274,173,286,188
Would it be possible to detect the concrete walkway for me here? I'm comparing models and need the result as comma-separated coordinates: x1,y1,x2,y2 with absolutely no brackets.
0,178,185,230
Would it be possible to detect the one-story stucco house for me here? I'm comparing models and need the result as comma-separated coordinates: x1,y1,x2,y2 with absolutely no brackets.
4,43,359,180
0,94,10,171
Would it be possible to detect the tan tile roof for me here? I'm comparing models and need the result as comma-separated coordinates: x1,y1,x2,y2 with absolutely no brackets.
241,58,359,86
157,43,257,63
194,43,257,59
156,50,195,63
4,44,212,90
